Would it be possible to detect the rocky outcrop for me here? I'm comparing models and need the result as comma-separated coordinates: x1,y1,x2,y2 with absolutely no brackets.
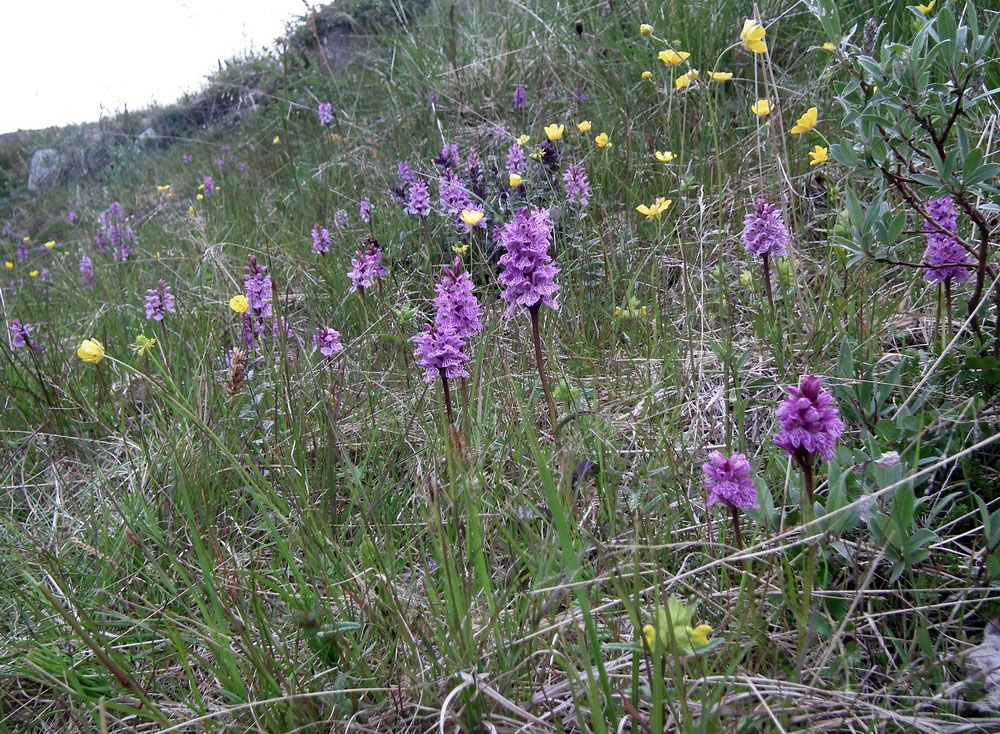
27,148,63,192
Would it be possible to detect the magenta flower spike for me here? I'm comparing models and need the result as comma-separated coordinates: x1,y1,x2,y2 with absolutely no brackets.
144,279,176,321
434,257,482,340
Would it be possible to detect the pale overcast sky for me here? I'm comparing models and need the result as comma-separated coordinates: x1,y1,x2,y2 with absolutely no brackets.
1,0,308,133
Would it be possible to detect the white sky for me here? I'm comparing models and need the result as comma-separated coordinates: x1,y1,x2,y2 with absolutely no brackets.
1,0,308,133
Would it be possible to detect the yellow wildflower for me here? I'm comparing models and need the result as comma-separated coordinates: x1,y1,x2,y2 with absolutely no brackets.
655,151,675,163
229,295,249,313
44,240,56,250
642,624,656,649
509,173,523,188
739,269,753,285
639,24,653,37
822,42,836,51
751,99,772,117
658,49,690,66
188,206,196,216
544,124,565,141
517,134,530,145
131,334,157,357
29,270,39,278
687,624,712,648
452,243,469,255
808,145,829,166
157,185,171,193
198,183,205,191
916,1,935,13
790,107,818,134
636,198,672,220
577,120,592,133
4,261,12,270
77,338,105,364
272,135,281,144
740,19,768,54
22,236,30,242
595,132,610,148
196,194,204,201
641,70,652,80
707,71,733,82
155,252,161,259
459,210,484,227
675,69,698,90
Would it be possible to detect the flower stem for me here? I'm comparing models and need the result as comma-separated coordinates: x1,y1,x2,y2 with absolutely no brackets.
529,305,559,442
762,253,775,312
730,504,744,551
440,370,455,426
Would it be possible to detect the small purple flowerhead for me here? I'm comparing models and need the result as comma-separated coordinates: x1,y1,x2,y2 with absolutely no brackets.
703,451,758,510
79,255,94,288
221,145,231,154
238,160,248,173
506,143,526,176
774,375,845,466
497,208,560,316
144,279,176,321
347,241,388,293
742,199,789,259
334,209,349,229
202,176,215,196
9,318,41,352
182,153,192,163
411,323,469,383
15,243,27,261
434,143,461,171
922,197,971,284
434,257,482,340
215,158,225,172
317,102,334,125
397,161,415,184
439,170,473,217
405,179,431,217
359,197,372,223
244,255,273,320
513,86,526,109
312,326,344,357
427,91,439,107
311,225,331,255
67,210,77,222
564,164,591,207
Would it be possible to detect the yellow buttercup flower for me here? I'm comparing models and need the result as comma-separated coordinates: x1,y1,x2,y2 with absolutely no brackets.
509,173,523,188
459,210,484,227
44,240,56,250
197,194,204,201
655,150,675,163
77,338,105,365
686,624,712,648
822,42,836,51
658,49,690,66
636,198,672,220
229,295,249,313
544,123,565,141
4,261,12,270
741,19,768,54
707,71,733,82
22,236,30,243
157,185,171,193
790,107,818,135
642,624,656,649
29,270,38,278
641,70,652,80
808,145,829,166
751,99,772,117
517,134,530,145
198,183,205,191
577,120,592,133
594,132,610,148
916,1,935,13
675,69,698,90
188,206,196,216
272,135,281,144
639,23,653,37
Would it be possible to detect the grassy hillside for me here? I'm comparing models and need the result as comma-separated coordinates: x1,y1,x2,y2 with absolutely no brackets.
2,0,1000,731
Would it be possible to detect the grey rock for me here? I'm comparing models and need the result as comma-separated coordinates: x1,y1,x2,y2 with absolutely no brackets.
27,148,63,192
137,127,158,145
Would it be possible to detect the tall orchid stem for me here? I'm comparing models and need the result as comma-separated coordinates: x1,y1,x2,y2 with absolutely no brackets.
529,305,560,447
944,278,953,345
729,505,744,551
797,455,818,662
761,253,775,312
440,371,455,427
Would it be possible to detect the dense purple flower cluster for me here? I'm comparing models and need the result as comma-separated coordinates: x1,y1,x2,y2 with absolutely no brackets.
397,161,415,184
774,375,844,465
215,159,225,172
244,255,272,321
439,170,473,218
311,225,330,255
412,323,470,383
703,451,758,509
347,241,388,293
144,279,176,321
563,164,591,207
467,152,484,199
922,197,971,284
405,179,431,217
202,176,215,196
95,202,137,262
312,326,343,357
497,208,560,316
317,102,333,125
238,161,248,173
9,318,42,352
742,199,788,259
434,143,460,171
79,255,94,288
334,209,349,229
434,257,482,340
359,197,372,223
513,86,526,109
182,153,192,163
15,242,27,261
506,143,526,176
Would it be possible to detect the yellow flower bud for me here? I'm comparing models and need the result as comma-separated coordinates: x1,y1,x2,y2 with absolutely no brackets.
77,338,105,364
